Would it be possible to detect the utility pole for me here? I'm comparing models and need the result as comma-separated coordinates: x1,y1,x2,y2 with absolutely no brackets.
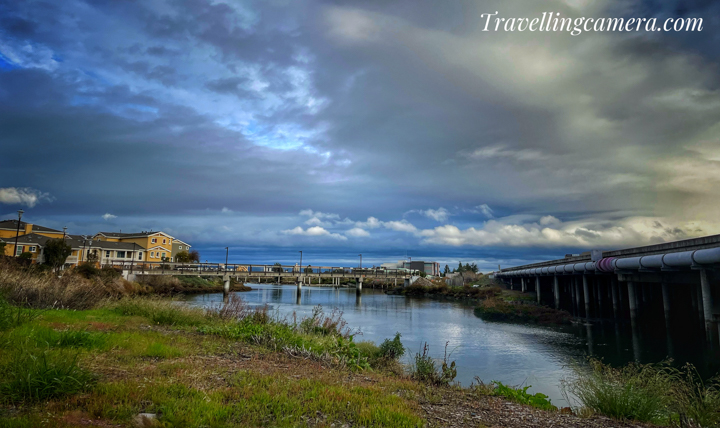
225,247,229,274
359,254,362,269
13,210,23,257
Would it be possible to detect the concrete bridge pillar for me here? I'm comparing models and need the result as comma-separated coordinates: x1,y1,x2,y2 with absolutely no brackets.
611,276,619,319
627,281,638,324
535,277,541,303
570,278,577,315
356,277,363,295
521,277,526,293
223,275,230,303
661,281,671,330
596,279,604,319
700,269,715,340
553,276,560,309
574,277,581,316
582,275,591,318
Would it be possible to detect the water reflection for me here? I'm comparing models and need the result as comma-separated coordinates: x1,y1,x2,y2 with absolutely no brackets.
184,283,719,408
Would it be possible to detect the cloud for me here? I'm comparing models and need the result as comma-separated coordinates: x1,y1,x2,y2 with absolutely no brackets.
383,220,418,233
407,207,450,222
282,226,347,240
0,187,52,207
475,204,494,219
355,217,382,229
102,213,117,220
221,207,233,213
299,209,340,220
345,227,370,237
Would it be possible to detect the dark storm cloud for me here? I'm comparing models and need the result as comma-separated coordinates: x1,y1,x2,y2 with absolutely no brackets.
1,0,719,268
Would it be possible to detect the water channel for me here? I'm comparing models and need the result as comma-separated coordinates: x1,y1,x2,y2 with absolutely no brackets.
184,283,719,408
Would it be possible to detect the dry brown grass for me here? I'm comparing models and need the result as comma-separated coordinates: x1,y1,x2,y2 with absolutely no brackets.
0,259,137,309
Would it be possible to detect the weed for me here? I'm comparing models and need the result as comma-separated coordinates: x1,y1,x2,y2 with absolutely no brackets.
33,328,107,349
491,381,557,411
411,342,456,386
110,297,206,326
0,297,41,330
0,347,96,403
379,332,405,360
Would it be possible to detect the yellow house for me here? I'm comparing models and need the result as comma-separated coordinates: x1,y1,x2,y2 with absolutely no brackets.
10,233,84,266
94,231,175,263
0,219,65,256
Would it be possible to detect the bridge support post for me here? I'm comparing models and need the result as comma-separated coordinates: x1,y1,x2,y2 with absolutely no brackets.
661,281,671,330
223,276,230,303
700,269,715,341
611,276,619,319
570,278,577,315
574,278,581,316
535,277,541,303
356,277,363,295
520,277,525,293
553,276,560,309
597,279,604,319
583,275,591,318
627,281,638,324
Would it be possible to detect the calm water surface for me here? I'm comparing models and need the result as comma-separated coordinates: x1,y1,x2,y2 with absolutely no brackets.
184,284,719,408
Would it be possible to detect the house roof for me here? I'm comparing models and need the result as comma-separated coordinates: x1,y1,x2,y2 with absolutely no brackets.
173,239,191,247
89,240,145,251
14,233,84,249
95,231,175,240
0,219,62,234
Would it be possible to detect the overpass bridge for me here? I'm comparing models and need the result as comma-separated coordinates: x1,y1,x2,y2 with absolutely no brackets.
494,234,720,348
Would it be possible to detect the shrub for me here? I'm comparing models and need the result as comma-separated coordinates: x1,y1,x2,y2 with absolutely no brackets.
76,262,99,279
298,306,354,338
379,332,405,360
563,359,676,424
0,347,96,403
411,342,456,386
492,381,557,411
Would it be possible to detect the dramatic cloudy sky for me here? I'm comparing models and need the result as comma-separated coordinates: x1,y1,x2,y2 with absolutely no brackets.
1,0,719,269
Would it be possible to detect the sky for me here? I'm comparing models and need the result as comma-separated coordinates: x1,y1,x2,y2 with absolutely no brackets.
1,0,719,270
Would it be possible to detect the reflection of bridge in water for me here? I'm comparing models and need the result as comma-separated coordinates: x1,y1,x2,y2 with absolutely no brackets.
494,233,720,357
117,262,413,298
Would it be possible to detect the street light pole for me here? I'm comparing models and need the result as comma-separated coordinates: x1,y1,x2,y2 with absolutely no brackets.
225,247,229,274
358,254,362,269
62,227,67,240
299,251,302,273
130,242,136,274
13,210,23,257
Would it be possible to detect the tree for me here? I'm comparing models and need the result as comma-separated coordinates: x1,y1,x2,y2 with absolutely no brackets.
457,262,463,272
19,252,33,261
175,250,191,263
188,250,200,263
44,238,72,271
272,262,283,273
470,263,478,273
304,265,313,273
0,242,6,256
443,264,450,275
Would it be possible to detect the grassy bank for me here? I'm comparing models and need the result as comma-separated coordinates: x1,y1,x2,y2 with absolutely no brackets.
2,264,719,427
474,298,574,325
137,275,252,294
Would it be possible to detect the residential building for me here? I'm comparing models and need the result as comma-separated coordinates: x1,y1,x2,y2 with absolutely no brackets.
0,219,65,256
10,233,84,266
94,231,175,263
171,239,192,262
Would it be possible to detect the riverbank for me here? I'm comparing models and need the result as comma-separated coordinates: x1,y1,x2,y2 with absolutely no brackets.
0,296,657,428
388,277,573,325
137,274,252,294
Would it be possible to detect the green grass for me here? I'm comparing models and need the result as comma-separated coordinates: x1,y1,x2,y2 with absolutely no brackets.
563,359,720,426
491,381,557,411
0,347,96,403
0,296,41,331
111,297,207,327
32,327,108,349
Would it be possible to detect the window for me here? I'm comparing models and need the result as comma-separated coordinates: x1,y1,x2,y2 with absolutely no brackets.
138,252,143,260
117,251,126,258
179,246,183,250
15,246,23,256
29,246,37,253
162,239,166,244
151,238,157,244
161,252,166,259
105,250,111,258
150,252,155,258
